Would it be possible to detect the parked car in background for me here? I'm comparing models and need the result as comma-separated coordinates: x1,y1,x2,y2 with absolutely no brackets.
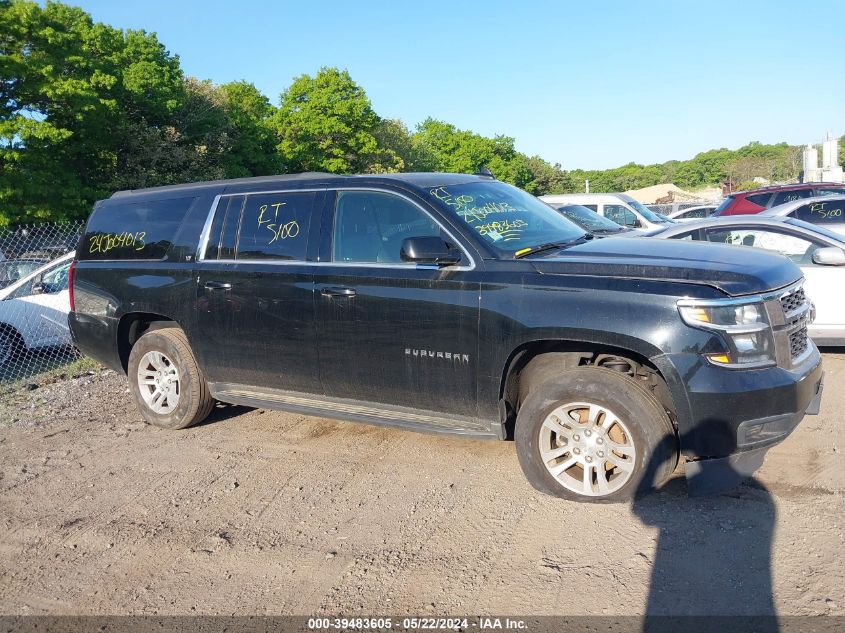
667,205,717,221
540,193,675,231
0,258,49,290
646,217,845,345
0,252,75,366
713,183,845,216
544,203,635,237
758,195,845,236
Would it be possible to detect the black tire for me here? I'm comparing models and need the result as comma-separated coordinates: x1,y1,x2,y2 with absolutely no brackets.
0,327,24,368
515,366,678,502
127,327,214,430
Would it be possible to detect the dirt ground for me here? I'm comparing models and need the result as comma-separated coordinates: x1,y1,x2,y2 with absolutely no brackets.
0,353,843,617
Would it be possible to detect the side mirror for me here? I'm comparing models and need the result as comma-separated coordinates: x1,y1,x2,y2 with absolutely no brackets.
400,236,461,266
812,246,845,266
31,282,45,295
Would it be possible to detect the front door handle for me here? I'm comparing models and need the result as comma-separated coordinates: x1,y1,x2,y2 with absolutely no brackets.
204,281,233,291
321,286,356,297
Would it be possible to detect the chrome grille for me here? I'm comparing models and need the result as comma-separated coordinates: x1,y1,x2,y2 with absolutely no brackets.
778,285,810,361
789,327,809,359
780,287,806,317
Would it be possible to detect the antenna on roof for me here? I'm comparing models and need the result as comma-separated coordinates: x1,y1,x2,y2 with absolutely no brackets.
476,166,495,179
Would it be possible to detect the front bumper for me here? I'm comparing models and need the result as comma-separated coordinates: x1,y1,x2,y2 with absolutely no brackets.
685,367,823,496
654,347,824,496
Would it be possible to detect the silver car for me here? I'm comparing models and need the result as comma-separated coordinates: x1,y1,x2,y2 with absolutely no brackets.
644,216,845,345
759,195,845,236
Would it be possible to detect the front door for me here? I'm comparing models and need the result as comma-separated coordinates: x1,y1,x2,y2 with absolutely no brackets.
314,189,481,419
193,190,324,394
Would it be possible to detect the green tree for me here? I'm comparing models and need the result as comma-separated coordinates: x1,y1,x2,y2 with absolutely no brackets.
271,67,391,174
1,0,183,224
410,118,533,189
218,80,279,177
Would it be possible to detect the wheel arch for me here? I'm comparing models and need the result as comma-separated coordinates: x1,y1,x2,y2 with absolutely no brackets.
116,312,180,373
498,338,677,439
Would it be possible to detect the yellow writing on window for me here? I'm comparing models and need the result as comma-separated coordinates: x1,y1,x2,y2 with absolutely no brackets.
809,201,842,220
89,231,146,254
257,202,300,243
430,187,519,224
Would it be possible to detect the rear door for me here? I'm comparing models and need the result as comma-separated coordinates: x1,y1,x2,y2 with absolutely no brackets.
193,189,325,395
313,188,482,421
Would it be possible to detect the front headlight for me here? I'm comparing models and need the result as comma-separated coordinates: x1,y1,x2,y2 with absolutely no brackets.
678,301,776,368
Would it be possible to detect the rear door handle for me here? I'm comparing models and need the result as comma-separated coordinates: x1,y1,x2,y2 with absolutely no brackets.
204,281,232,291
321,286,356,297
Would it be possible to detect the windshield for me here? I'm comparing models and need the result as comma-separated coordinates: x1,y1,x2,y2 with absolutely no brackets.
426,181,586,253
625,199,671,224
784,218,845,244
553,204,626,232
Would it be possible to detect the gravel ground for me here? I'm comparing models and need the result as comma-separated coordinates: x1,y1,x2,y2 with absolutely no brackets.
0,354,843,616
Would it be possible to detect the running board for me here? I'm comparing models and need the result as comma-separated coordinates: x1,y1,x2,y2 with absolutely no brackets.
209,382,497,439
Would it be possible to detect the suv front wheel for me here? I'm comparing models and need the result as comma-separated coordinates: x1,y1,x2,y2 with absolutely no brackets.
127,327,214,430
515,367,678,502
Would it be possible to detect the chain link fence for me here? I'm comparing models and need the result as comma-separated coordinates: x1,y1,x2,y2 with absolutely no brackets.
0,222,85,387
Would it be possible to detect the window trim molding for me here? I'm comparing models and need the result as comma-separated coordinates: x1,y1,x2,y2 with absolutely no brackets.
196,186,477,271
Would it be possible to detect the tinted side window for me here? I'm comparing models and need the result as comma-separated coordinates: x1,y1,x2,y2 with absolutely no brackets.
771,189,811,206
236,192,313,260
604,204,637,227
679,209,707,219
203,195,245,260
794,199,845,224
83,197,196,260
745,192,773,208
581,204,598,212
812,188,845,197
332,191,441,263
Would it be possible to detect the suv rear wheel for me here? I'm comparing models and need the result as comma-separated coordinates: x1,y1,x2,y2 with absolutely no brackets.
515,366,678,502
127,327,214,430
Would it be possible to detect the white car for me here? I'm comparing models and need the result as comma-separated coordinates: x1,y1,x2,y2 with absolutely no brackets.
0,252,75,366
667,204,717,221
646,218,845,345
759,195,845,237
540,193,675,231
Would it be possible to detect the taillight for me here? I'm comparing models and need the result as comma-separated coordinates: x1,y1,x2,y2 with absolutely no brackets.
68,260,76,311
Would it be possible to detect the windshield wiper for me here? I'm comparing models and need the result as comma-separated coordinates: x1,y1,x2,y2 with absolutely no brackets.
514,234,593,258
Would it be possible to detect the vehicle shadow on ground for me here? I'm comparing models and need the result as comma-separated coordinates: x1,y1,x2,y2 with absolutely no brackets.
195,401,255,427
633,425,778,632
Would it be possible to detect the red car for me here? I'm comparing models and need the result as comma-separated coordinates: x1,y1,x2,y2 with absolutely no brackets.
713,182,845,216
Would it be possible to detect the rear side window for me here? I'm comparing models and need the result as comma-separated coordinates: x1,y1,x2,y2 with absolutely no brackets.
236,192,314,260
203,195,245,260
745,192,773,208
83,197,196,260
771,189,811,207
793,199,845,224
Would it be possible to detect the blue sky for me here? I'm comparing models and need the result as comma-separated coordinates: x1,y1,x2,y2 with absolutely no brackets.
74,0,844,170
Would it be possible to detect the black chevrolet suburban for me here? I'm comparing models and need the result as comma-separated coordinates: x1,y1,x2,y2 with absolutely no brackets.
68,172,824,501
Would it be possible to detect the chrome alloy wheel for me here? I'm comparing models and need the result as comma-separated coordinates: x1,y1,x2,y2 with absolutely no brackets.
539,401,637,497
137,350,180,414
